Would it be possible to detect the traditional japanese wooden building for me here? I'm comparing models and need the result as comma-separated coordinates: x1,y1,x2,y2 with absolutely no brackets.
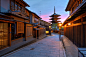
40,20,51,35
0,0,36,56
28,11,46,39
24,9,33,41
0,13,15,50
0,0,47,56
63,0,86,47
45,22,52,35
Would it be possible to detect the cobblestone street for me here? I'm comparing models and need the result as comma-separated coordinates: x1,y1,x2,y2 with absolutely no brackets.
2,33,66,57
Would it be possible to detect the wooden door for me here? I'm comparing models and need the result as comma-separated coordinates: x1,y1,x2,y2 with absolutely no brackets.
0,23,8,49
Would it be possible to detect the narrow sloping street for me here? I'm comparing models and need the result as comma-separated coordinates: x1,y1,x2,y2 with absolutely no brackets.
2,33,66,57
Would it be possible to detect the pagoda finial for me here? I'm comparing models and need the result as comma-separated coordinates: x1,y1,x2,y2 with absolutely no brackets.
54,6,55,14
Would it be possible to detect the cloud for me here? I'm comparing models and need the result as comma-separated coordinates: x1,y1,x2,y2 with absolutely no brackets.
24,0,69,23
41,14,50,22
41,15,49,18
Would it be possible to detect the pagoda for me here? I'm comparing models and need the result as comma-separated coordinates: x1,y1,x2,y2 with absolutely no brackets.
49,6,61,23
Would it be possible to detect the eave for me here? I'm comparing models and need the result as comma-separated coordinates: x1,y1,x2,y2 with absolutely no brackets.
25,8,32,13
49,18,61,20
0,13,30,23
1,12,30,20
49,13,61,17
15,0,30,7
0,13,12,19
63,1,86,26
32,12,41,19
65,0,74,11
50,21,61,23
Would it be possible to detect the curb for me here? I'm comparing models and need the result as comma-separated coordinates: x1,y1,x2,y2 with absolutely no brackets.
61,36,78,57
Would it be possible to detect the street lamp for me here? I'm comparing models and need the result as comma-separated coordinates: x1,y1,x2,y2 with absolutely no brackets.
65,25,66,27
68,23,71,25
59,23,62,27
49,26,51,29
58,23,62,30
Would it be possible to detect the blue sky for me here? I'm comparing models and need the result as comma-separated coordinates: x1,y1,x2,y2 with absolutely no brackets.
24,0,69,23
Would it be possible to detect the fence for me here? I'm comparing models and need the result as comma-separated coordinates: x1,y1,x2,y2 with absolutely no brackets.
64,20,86,47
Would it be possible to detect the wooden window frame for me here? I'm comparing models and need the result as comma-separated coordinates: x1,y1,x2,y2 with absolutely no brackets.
11,0,15,11
17,22,24,34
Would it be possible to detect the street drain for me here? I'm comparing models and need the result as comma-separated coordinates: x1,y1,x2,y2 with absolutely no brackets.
30,48,35,50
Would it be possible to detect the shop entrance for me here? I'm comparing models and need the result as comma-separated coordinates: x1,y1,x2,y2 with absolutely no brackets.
0,23,8,50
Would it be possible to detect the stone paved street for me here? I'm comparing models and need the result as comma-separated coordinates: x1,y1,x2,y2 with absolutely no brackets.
2,33,66,57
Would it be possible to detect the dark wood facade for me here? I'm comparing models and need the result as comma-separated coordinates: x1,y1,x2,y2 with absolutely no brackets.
40,20,51,35
0,0,32,50
0,0,47,53
63,0,86,47
30,12,46,39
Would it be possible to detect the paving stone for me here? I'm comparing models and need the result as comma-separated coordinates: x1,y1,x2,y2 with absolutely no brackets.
2,33,66,57
62,36,78,57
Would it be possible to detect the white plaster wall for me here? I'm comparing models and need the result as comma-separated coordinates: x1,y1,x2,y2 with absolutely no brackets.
1,0,10,12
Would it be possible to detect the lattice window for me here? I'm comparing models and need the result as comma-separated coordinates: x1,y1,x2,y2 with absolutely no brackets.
17,22,24,34
26,24,33,36
15,3,18,11
0,23,8,50
11,0,15,11
22,7,25,13
26,26,33,36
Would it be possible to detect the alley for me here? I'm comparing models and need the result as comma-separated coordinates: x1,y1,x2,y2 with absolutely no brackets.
2,33,66,57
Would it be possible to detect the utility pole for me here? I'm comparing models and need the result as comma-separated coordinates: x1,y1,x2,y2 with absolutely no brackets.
40,11,41,17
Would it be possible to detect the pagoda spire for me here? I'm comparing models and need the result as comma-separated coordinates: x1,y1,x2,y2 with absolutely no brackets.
54,6,55,14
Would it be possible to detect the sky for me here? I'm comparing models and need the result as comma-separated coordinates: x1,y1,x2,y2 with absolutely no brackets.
24,0,69,23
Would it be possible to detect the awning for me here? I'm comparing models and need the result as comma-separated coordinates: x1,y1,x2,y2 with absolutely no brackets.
1,11,29,20
31,23,38,25
33,28,39,30
0,17,29,23
38,25,45,28
41,26,46,28
0,18,15,23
